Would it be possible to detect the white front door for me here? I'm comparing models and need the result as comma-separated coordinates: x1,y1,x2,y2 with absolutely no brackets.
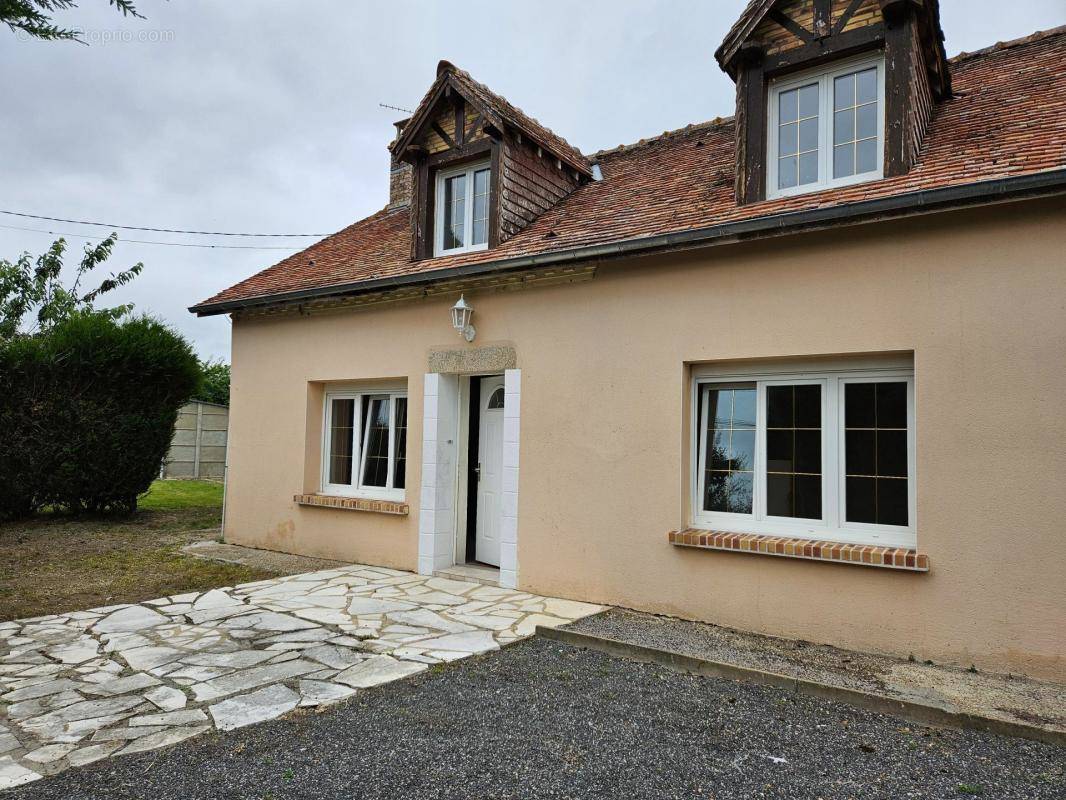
475,376,505,566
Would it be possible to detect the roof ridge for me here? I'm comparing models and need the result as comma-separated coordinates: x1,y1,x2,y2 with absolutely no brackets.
950,25,1066,64
590,117,734,160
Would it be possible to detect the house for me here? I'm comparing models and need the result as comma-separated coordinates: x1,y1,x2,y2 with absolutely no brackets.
192,1,1066,682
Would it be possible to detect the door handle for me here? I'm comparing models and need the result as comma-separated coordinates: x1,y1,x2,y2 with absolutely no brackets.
474,463,481,482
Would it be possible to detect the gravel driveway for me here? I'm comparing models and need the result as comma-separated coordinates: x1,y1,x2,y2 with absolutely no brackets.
566,608,1066,737
5,637,1062,800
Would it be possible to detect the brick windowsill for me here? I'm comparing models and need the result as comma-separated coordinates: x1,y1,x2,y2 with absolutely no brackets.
294,493,409,516
669,528,929,572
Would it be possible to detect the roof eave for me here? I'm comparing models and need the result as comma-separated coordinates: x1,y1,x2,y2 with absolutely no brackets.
716,0,777,74
191,168,1066,317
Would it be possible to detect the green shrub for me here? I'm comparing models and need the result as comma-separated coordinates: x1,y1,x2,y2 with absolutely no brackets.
196,359,230,406
0,313,200,518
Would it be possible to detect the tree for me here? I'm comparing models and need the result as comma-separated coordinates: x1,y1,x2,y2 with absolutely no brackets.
0,234,143,341
0,313,201,518
2,0,141,42
0,233,203,519
197,358,230,406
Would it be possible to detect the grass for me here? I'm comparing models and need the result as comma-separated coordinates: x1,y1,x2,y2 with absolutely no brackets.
138,479,226,511
0,479,280,621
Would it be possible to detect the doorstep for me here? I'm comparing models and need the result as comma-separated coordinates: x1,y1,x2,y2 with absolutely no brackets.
433,562,502,587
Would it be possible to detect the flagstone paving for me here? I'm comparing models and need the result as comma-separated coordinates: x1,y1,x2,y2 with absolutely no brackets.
0,564,604,789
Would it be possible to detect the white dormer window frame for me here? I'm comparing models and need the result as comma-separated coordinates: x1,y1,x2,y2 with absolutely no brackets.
766,54,886,200
434,160,491,257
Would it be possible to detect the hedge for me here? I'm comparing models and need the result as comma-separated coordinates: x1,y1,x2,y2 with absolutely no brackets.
0,313,200,518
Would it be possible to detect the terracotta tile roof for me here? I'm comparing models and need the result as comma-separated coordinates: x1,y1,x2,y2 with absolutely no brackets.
194,27,1066,313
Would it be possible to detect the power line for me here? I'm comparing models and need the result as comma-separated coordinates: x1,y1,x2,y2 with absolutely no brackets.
0,209,329,238
0,222,304,251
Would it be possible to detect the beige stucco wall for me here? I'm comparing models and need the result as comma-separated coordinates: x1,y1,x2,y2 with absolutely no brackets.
223,196,1066,681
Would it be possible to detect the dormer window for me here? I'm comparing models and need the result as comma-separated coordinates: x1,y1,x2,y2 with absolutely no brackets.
718,0,949,205
767,56,885,199
391,61,591,260
434,161,491,257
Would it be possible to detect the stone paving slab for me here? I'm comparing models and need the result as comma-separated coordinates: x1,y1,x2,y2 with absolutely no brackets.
0,564,604,789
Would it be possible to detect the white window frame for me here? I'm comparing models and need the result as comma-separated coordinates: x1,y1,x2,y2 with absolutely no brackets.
321,388,407,501
434,160,490,257
767,54,886,200
691,359,915,548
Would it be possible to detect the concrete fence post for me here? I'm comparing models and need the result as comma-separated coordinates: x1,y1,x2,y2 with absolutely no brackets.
193,402,204,479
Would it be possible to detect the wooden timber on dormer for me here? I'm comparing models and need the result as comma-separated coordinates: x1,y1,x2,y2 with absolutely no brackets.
391,61,593,261
717,0,951,204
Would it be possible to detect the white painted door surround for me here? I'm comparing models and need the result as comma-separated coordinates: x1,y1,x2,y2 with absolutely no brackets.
419,368,521,589
475,377,506,566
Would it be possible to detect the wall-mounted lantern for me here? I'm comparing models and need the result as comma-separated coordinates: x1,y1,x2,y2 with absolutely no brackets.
450,295,476,342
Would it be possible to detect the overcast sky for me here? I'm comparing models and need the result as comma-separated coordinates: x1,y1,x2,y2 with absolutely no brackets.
2,1,1062,360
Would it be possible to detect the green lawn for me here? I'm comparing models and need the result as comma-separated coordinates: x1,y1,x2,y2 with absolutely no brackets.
139,478,225,511
0,479,279,621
